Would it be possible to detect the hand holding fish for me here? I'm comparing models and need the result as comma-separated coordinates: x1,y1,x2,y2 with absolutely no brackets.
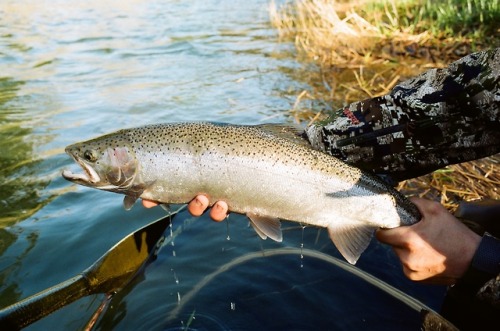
142,196,228,222
376,197,481,285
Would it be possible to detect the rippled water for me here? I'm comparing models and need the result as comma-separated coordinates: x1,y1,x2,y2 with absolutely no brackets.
0,1,446,330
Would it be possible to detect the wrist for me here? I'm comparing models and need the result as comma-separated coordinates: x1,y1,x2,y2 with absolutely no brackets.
471,232,500,276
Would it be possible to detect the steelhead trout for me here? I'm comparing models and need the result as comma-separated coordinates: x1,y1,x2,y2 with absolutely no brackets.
62,122,421,264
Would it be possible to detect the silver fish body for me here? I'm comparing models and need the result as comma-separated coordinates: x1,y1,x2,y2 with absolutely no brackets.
63,122,420,264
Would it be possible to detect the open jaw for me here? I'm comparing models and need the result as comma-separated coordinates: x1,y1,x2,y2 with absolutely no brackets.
62,155,101,185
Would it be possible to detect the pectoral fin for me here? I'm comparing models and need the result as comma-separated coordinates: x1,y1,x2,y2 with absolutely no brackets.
247,213,283,242
327,222,375,264
123,195,138,210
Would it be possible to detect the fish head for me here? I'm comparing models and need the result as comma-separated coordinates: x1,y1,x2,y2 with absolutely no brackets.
62,134,139,192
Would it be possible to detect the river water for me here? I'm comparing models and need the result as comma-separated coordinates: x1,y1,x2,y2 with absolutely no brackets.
0,1,447,330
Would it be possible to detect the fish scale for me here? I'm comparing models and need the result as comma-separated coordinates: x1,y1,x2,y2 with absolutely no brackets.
63,122,421,264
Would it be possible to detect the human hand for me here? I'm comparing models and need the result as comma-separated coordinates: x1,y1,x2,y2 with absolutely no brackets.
142,195,228,222
376,197,482,285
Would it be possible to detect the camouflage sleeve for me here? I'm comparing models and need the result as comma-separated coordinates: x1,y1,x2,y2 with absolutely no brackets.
306,48,500,182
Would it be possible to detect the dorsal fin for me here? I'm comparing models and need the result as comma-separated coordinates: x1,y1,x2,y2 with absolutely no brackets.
327,222,376,264
247,213,283,242
254,124,311,148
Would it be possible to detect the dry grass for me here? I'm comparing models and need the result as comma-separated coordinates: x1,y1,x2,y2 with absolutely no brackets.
270,0,481,114
398,156,500,212
270,0,499,210
269,0,491,64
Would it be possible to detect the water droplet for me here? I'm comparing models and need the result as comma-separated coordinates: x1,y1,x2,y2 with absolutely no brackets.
300,225,305,268
177,292,181,304
172,270,179,284
300,224,306,267
230,302,236,311
169,223,175,247
226,217,231,241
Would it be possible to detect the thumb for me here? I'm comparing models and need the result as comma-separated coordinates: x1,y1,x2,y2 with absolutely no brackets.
375,226,409,248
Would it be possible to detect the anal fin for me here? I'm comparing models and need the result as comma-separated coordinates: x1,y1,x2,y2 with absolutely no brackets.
247,213,283,242
327,222,376,264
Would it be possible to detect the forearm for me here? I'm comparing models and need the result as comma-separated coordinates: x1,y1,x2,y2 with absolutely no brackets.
306,48,500,181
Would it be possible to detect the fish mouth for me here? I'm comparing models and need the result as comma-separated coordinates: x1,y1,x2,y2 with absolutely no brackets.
62,154,101,185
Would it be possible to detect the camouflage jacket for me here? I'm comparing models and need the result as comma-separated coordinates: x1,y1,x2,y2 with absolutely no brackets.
306,47,500,182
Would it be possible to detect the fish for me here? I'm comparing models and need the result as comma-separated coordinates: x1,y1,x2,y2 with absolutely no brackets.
62,122,421,264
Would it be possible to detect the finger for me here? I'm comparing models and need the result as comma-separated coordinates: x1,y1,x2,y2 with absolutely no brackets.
408,196,426,205
142,199,159,208
409,196,442,216
188,195,210,217
209,200,228,222
375,227,409,247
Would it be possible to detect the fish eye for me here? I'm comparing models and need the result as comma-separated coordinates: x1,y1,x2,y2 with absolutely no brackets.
83,149,98,162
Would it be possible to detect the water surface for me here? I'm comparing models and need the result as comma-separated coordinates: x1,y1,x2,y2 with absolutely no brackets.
0,1,446,330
